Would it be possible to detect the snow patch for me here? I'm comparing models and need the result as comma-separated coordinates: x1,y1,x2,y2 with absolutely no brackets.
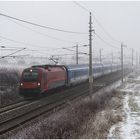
108,71,140,139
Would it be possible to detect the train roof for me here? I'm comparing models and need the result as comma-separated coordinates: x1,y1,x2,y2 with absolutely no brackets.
65,63,104,69
30,63,121,70
31,64,65,69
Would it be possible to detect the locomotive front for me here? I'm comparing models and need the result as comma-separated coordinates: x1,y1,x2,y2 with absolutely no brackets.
19,68,42,97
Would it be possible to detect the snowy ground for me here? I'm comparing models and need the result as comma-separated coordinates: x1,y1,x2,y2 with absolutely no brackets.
108,70,140,139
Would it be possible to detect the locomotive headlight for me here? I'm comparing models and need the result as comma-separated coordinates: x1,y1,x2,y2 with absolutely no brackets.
37,83,41,86
20,83,23,86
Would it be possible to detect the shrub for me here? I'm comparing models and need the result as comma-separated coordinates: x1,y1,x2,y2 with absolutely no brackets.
12,90,121,139
0,67,21,106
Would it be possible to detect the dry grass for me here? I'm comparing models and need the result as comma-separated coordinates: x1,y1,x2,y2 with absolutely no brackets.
11,89,123,139
0,87,21,106
80,97,123,138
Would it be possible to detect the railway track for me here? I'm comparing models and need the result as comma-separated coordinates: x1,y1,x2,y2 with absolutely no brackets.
0,100,30,114
0,69,131,138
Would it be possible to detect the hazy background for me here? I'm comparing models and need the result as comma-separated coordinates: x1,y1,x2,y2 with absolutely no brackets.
0,1,139,65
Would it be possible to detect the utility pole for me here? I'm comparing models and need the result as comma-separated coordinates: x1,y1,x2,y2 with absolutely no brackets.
112,52,114,64
99,48,102,64
111,52,113,72
121,42,124,83
136,52,137,68
76,44,78,64
139,54,140,66
132,48,134,72
132,48,134,66
136,52,138,68
121,43,127,83
89,12,93,100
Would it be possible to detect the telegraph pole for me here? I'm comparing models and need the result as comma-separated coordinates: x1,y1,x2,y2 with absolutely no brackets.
139,54,140,66
111,52,113,72
99,49,102,64
121,43,127,83
112,52,114,64
121,42,124,83
76,44,78,64
132,48,133,66
89,12,93,100
132,48,134,72
136,52,138,68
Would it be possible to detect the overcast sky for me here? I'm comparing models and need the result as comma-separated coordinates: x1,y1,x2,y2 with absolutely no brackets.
0,1,139,60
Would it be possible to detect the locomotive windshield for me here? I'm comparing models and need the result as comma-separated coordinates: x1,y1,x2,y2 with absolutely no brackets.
22,69,39,82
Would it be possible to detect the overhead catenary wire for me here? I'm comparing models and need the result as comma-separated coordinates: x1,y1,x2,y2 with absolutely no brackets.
47,44,89,51
6,18,81,44
51,53,76,56
1,40,82,53
62,47,88,55
73,1,90,13
26,44,88,52
0,12,87,34
0,48,26,59
26,44,89,57
92,14,121,44
5,54,30,58
95,33,119,49
0,45,26,49
0,34,52,48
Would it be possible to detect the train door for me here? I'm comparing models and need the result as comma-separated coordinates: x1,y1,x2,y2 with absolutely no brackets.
41,72,44,91
43,72,47,90
42,71,47,90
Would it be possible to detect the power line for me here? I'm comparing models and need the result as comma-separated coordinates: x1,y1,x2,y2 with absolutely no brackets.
51,53,75,56
92,14,121,44
5,54,30,58
62,47,88,55
46,44,89,51
73,1,90,13
6,18,79,44
0,34,50,48
25,44,89,56
95,33,119,49
0,45,25,49
3,42,81,52
0,48,26,59
72,1,121,44
0,12,87,34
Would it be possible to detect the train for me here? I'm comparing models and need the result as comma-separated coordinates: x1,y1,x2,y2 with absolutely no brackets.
19,63,127,97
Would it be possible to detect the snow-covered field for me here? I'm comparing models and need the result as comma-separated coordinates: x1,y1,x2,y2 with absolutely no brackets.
108,70,140,139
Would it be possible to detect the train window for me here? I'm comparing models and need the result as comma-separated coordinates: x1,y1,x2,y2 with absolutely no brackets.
23,70,39,82
73,70,76,78
71,71,74,78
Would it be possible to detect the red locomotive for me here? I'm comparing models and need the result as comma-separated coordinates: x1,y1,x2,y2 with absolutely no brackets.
19,65,67,97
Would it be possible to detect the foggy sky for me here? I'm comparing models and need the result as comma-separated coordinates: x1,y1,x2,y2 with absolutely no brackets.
0,1,139,59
